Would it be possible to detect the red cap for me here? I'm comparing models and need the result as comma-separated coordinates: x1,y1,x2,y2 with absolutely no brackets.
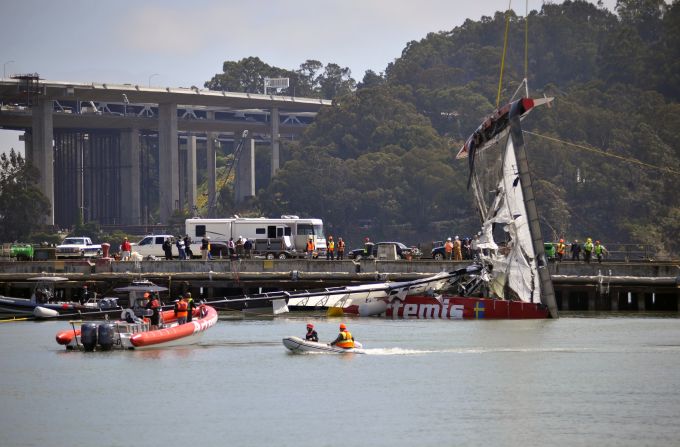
307,323,314,329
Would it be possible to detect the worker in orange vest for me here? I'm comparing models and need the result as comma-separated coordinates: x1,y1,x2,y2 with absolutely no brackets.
306,235,315,259
174,296,189,325
556,239,566,262
444,237,454,260
330,323,355,349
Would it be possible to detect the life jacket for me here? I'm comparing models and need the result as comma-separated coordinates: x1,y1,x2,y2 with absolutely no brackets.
595,245,604,255
556,243,566,254
336,330,354,349
149,299,160,309
328,241,335,251
337,240,345,251
306,240,315,251
176,300,188,319
584,242,593,253
445,241,453,253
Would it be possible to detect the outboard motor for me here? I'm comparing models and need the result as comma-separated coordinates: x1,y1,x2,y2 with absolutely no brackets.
81,323,98,352
97,323,115,351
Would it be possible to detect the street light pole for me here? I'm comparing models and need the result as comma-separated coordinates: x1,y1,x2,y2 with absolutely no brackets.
148,73,160,87
3,60,15,78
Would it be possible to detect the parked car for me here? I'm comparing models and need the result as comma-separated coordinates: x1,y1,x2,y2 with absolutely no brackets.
56,237,102,259
347,242,422,260
431,241,446,260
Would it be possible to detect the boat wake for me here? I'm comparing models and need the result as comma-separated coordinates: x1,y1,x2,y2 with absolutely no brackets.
363,348,439,355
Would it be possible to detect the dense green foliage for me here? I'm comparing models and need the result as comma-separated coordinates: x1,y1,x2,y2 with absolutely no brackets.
213,0,680,255
0,149,51,241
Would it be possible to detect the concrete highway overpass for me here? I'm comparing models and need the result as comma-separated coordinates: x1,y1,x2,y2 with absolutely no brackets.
0,76,332,227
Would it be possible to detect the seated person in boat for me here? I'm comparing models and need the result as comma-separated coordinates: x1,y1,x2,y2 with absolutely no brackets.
329,323,355,349
185,292,196,323
305,323,318,342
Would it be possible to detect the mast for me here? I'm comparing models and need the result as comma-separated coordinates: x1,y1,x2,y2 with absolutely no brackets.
508,100,558,318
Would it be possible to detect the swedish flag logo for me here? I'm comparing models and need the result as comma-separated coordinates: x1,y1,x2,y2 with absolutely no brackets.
473,301,485,319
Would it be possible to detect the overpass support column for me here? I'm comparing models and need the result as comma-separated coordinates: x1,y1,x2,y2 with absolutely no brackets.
235,137,255,204
206,111,216,215
120,127,141,224
186,133,197,214
159,103,179,223
271,107,280,177
32,98,54,225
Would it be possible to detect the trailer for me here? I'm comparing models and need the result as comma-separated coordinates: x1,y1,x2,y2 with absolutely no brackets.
185,215,327,257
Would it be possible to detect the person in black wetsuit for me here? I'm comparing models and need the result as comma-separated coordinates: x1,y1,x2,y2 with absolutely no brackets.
305,323,318,342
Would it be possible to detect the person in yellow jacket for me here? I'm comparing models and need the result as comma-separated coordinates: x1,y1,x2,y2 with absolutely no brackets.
330,323,355,349
327,235,335,260
556,239,566,262
583,238,594,264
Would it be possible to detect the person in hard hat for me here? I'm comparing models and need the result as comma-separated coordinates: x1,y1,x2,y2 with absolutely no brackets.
326,236,335,260
594,240,608,263
306,235,315,259
444,237,454,260
556,238,567,262
305,323,319,342
453,236,463,261
583,238,594,264
330,323,355,349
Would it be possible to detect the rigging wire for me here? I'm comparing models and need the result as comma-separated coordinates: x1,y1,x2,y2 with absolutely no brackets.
524,0,529,84
523,130,680,176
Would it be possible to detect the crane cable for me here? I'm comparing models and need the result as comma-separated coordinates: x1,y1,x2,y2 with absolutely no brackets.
496,0,513,107
523,130,680,176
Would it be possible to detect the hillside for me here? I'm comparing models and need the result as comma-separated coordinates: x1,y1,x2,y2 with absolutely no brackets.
210,0,680,255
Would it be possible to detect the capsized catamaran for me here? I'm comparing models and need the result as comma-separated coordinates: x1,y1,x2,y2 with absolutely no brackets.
340,97,559,319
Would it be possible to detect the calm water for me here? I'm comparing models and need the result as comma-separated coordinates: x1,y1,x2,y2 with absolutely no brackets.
1,313,679,447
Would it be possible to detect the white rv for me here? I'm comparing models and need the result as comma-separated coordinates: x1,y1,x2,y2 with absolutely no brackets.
185,216,327,257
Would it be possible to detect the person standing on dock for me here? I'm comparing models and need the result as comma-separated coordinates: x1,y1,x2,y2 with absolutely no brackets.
305,323,318,342
244,238,253,258
306,236,315,259
121,237,131,261
556,239,566,262
444,237,454,260
184,235,193,259
176,237,186,260
594,240,608,263
453,236,463,261
584,238,594,264
337,237,345,260
201,236,210,260
330,323,355,349
162,237,173,260
327,236,335,260
570,240,581,261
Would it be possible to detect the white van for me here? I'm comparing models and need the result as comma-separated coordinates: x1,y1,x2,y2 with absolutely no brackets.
133,234,175,258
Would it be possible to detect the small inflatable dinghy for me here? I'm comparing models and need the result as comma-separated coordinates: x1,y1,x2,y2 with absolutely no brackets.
282,336,365,354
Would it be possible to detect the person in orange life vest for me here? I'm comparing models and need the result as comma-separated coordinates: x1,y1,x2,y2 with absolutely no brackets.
145,292,161,329
305,323,318,342
452,236,463,261
444,237,454,260
336,237,346,260
556,239,566,262
330,323,355,349
327,236,335,260
306,235,315,259
174,296,189,325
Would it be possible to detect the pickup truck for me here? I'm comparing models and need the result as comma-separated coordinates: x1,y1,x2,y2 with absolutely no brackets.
55,237,102,259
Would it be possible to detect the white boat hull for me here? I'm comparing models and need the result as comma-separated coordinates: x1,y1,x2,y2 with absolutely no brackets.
282,336,365,354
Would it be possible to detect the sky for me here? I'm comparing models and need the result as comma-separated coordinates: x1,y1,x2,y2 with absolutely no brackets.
0,0,618,154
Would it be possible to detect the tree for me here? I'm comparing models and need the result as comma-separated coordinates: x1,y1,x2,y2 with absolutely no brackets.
0,149,51,241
